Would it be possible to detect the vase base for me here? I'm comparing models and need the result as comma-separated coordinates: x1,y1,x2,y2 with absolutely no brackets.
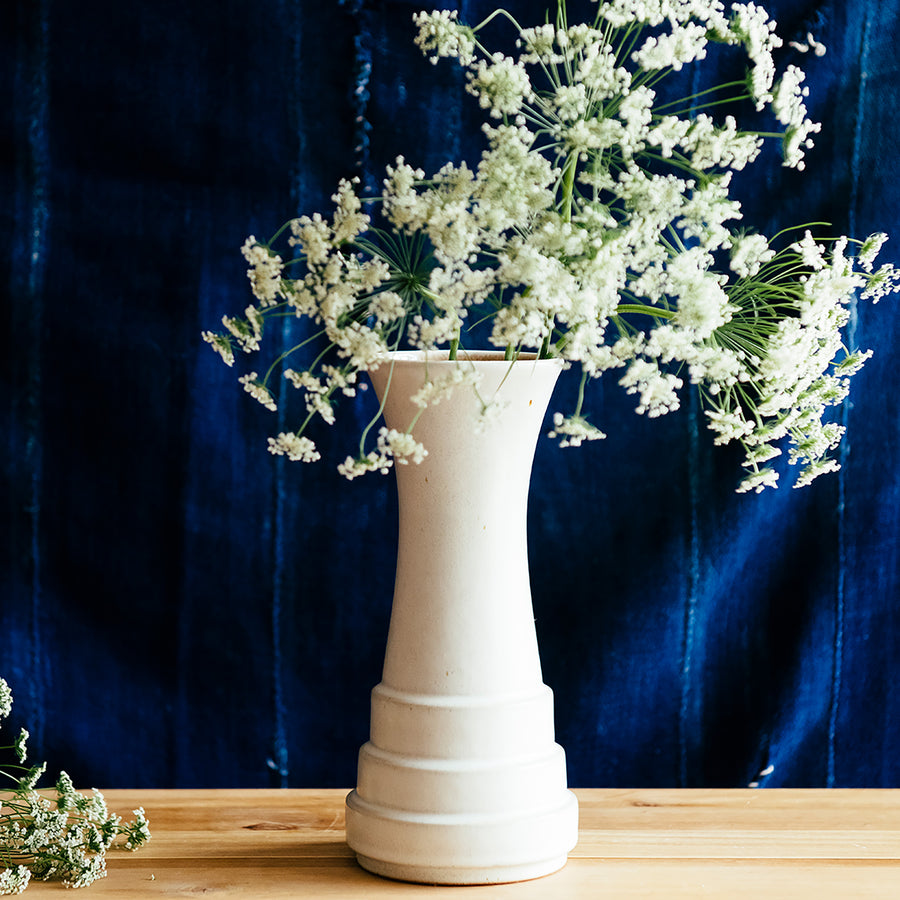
354,852,569,885
346,788,578,886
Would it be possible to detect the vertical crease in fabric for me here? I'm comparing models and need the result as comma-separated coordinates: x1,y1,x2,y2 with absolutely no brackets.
679,389,700,788
14,0,51,752
678,63,704,789
829,0,874,788
270,343,289,786
269,435,289,786
348,1,374,194
265,0,310,788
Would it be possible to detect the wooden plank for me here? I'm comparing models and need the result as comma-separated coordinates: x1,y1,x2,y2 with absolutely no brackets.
12,789,900,897
574,788,900,860
20,858,900,899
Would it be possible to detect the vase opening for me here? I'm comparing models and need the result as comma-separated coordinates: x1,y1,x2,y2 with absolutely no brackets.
375,349,544,364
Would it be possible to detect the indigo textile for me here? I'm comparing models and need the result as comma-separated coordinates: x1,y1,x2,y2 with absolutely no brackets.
2,0,899,788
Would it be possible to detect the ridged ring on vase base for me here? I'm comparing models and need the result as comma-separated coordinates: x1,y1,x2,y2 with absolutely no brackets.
353,853,571,886
345,788,578,885
354,741,570,816
367,684,557,760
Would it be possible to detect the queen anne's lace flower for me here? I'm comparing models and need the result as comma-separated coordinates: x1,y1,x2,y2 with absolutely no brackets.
620,359,683,417
378,428,428,464
238,373,276,412
858,233,888,271
730,233,775,277
201,331,235,366
737,466,780,493
517,24,559,64
548,412,606,447
791,230,828,270
336,428,427,478
576,42,631,98
863,263,900,302
411,367,482,408
0,865,31,894
633,22,709,71
706,408,755,445
202,1,896,490
413,9,476,65
729,1,782,107
0,678,12,719
241,238,284,306
267,432,321,462
466,54,532,119
682,115,763,171
793,456,840,489
0,680,150,891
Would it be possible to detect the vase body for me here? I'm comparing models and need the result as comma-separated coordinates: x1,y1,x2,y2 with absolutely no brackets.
345,350,578,884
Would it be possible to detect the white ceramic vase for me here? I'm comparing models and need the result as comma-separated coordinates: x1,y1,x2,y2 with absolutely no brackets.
345,350,578,885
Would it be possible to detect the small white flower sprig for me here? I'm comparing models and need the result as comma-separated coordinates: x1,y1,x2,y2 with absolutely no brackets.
0,678,151,894
203,0,899,492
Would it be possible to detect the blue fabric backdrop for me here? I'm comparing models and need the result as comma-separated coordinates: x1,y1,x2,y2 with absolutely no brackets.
2,0,898,789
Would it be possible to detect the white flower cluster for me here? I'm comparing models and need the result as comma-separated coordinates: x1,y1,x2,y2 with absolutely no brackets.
0,677,12,718
771,64,821,169
284,369,336,424
0,866,30,894
240,236,284,307
222,305,264,354
238,373,276,412
632,21,710,72
337,428,428,479
699,233,896,491
201,330,235,367
620,359,684,417
267,432,321,463
548,412,607,447
466,53,533,119
0,678,151,893
202,2,897,490
730,233,776,278
411,366,482,408
412,9,476,65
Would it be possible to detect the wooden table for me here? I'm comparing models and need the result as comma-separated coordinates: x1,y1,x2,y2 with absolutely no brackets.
21,789,900,897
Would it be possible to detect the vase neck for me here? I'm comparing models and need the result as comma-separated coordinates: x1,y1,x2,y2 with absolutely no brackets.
369,353,561,697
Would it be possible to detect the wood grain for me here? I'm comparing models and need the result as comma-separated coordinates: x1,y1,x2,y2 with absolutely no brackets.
15,789,900,897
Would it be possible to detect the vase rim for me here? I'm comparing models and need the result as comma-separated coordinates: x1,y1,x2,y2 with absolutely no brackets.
374,350,558,366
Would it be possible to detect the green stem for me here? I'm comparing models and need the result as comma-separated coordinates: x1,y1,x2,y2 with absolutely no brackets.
471,7,524,34
573,369,589,418
263,219,294,249
356,326,407,458
615,303,676,319
660,94,755,117
768,221,833,242
561,152,578,222
653,80,748,112
261,329,328,385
